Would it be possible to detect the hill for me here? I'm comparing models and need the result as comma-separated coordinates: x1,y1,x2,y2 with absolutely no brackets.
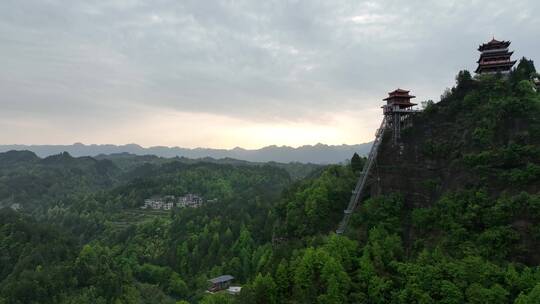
0,150,321,213
371,68,540,264
0,150,120,212
268,62,540,303
94,152,322,180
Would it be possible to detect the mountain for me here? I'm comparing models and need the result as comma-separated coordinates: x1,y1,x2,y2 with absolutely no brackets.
267,65,540,303
0,149,324,212
369,68,540,265
0,142,372,164
0,150,120,212
93,153,322,180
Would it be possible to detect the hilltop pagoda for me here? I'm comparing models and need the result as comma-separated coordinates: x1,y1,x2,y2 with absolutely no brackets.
382,89,420,145
475,38,516,75
336,89,420,234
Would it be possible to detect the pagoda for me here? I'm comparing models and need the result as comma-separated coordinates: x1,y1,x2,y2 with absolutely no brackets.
475,38,516,75
382,89,420,144
335,89,421,234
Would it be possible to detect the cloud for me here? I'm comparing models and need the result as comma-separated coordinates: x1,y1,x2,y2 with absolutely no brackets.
0,0,539,147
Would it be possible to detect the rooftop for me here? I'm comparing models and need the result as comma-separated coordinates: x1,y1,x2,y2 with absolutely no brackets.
383,88,416,101
388,88,410,94
478,38,511,51
209,275,234,284
227,286,242,294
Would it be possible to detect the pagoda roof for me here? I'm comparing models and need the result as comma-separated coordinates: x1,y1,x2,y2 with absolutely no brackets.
388,88,410,94
478,38,511,51
392,101,418,106
381,101,418,109
477,60,517,67
475,60,517,73
477,51,513,63
384,94,416,101
478,50,513,57
383,88,416,100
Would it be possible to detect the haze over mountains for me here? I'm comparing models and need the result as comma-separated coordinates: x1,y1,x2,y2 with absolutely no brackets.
0,142,372,164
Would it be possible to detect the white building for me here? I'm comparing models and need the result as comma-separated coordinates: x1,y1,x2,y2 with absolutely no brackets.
177,194,204,208
227,286,242,295
141,194,206,210
141,197,169,210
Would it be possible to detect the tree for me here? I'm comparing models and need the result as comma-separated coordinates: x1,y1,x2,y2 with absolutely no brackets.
421,100,435,110
514,283,540,304
168,273,188,297
293,248,350,303
252,273,277,304
323,234,358,271
466,283,509,304
199,293,234,304
456,70,474,92
351,153,363,173
74,244,124,300
319,258,350,303
274,260,290,299
176,242,189,276
439,280,464,304
512,57,537,83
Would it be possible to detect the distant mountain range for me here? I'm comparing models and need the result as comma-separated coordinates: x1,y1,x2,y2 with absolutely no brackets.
0,143,372,164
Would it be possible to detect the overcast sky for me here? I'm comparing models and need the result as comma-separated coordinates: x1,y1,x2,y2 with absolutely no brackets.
1,0,539,148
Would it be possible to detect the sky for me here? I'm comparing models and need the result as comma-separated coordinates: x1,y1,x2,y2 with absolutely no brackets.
1,0,539,149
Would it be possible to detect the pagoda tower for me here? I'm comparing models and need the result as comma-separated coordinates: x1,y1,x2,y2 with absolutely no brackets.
382,89,419,145
475,38,516,75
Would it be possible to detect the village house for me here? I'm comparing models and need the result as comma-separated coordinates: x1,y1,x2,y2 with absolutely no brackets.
141,197,163,209
141,194,206,210
176,194,204,208
208,275,234,293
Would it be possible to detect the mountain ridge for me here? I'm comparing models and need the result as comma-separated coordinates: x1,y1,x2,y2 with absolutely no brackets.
0,142,372,164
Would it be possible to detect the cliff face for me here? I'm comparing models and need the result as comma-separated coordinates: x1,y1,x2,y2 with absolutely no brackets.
373,110,473,208
374,76,540,199
368,73,540,264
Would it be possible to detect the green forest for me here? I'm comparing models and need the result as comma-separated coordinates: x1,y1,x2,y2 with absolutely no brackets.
1,59,540,303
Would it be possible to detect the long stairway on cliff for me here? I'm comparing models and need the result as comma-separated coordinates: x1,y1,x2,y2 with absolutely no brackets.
336,117,387,234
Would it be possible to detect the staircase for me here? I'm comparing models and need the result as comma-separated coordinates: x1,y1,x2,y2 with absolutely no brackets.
336,117,386,234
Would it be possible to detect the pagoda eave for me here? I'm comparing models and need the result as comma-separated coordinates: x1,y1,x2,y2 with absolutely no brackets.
478,40,511,51
381,103,417,108
387,89,410,94
476,51,514,63
475,61,517,73
383,95,416,101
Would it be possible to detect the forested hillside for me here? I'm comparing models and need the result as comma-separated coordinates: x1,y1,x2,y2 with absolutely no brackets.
0,158,295,303
1,60,540,303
